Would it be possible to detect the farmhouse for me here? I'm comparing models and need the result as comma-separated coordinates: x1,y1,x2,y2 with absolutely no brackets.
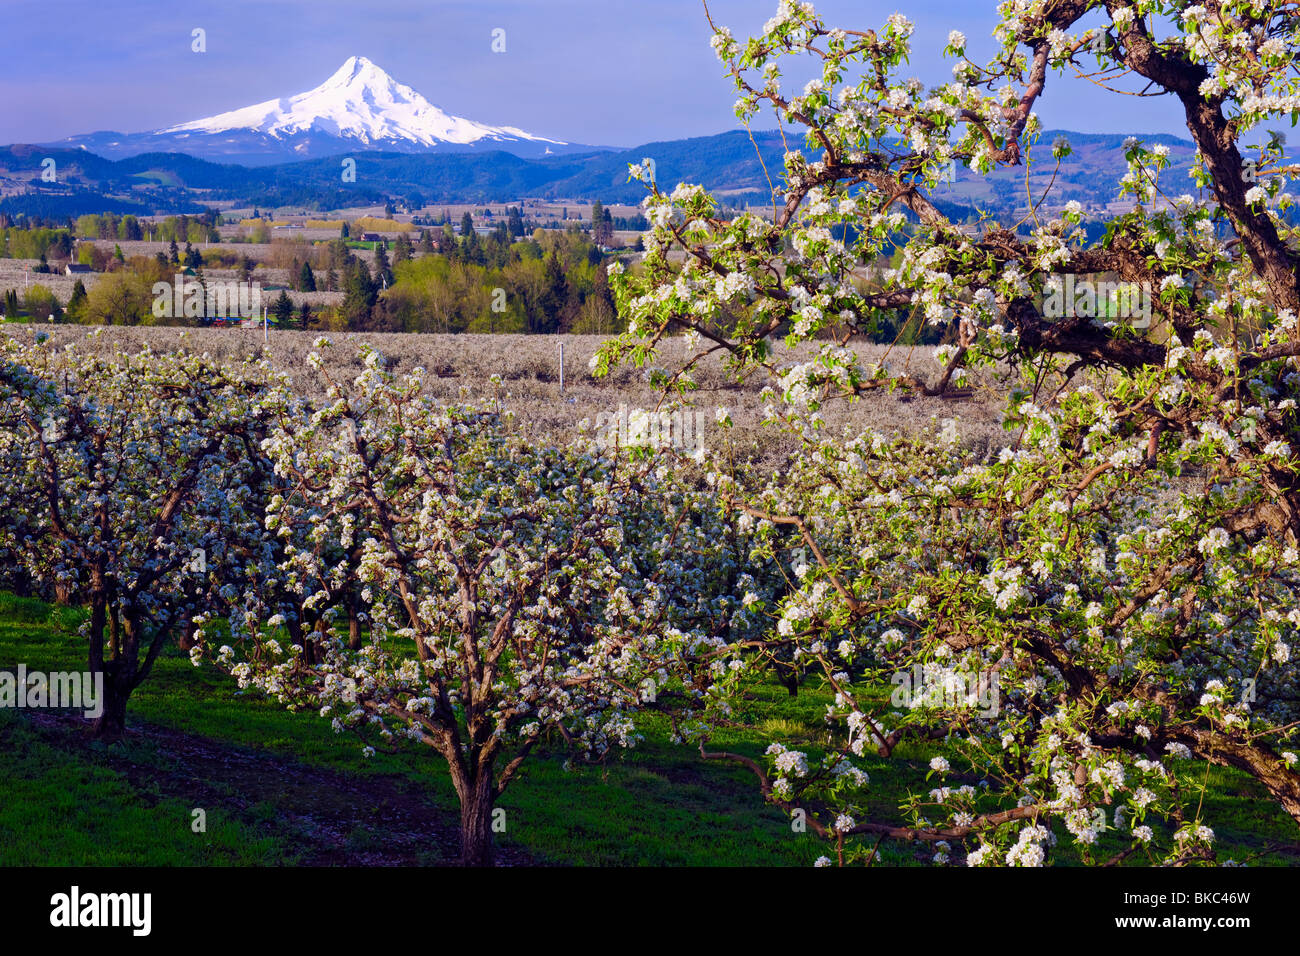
64,263,93,275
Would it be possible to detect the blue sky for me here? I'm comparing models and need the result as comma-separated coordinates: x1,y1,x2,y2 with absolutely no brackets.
1,0,1193,147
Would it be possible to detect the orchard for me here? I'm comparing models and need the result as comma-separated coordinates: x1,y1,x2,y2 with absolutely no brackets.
1,0,1298,867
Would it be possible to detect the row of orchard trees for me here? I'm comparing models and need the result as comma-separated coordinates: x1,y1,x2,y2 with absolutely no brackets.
0,331,774,866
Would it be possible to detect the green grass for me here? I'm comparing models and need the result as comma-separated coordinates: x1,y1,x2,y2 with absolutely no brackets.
0,590,1296,866
0,712,286,865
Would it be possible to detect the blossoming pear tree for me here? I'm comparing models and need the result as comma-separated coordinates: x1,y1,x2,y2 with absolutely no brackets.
600,1,1300,864
200,343,764,866
0,332,285,739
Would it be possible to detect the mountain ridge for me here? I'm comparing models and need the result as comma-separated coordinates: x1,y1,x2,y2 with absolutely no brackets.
0,127,1225,219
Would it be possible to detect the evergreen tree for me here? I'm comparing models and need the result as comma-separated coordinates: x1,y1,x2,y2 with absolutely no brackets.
48,232,73,260
534,251,567,334
327,237,353,272
66,279,88,322
272,290,293,327
168,239,180,265
374,242,393,288
342,261,377,327
460,212,474,238
298,302,314,330
419,229,434,254
461,229,483,267
393,233,413,265
299,260,317,292
507,206,525,238
341,221,350,239
596,206,614,246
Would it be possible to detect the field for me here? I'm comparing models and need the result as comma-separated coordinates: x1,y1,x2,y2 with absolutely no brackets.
0,323,1011,466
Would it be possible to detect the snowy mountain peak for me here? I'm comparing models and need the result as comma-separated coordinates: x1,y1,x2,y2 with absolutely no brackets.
160,56,565,150
327,55,383,84
317,56,409,101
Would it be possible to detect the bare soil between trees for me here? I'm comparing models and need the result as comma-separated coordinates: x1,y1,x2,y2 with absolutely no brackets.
18,710,538,867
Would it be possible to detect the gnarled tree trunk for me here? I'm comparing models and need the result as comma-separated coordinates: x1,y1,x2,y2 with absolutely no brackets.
458,772,497,867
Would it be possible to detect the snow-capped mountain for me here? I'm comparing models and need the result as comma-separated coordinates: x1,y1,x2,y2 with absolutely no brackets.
53,57,586,165
165,57,564,150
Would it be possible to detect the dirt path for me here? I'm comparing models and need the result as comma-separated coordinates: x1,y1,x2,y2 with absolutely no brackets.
22,711,537,867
